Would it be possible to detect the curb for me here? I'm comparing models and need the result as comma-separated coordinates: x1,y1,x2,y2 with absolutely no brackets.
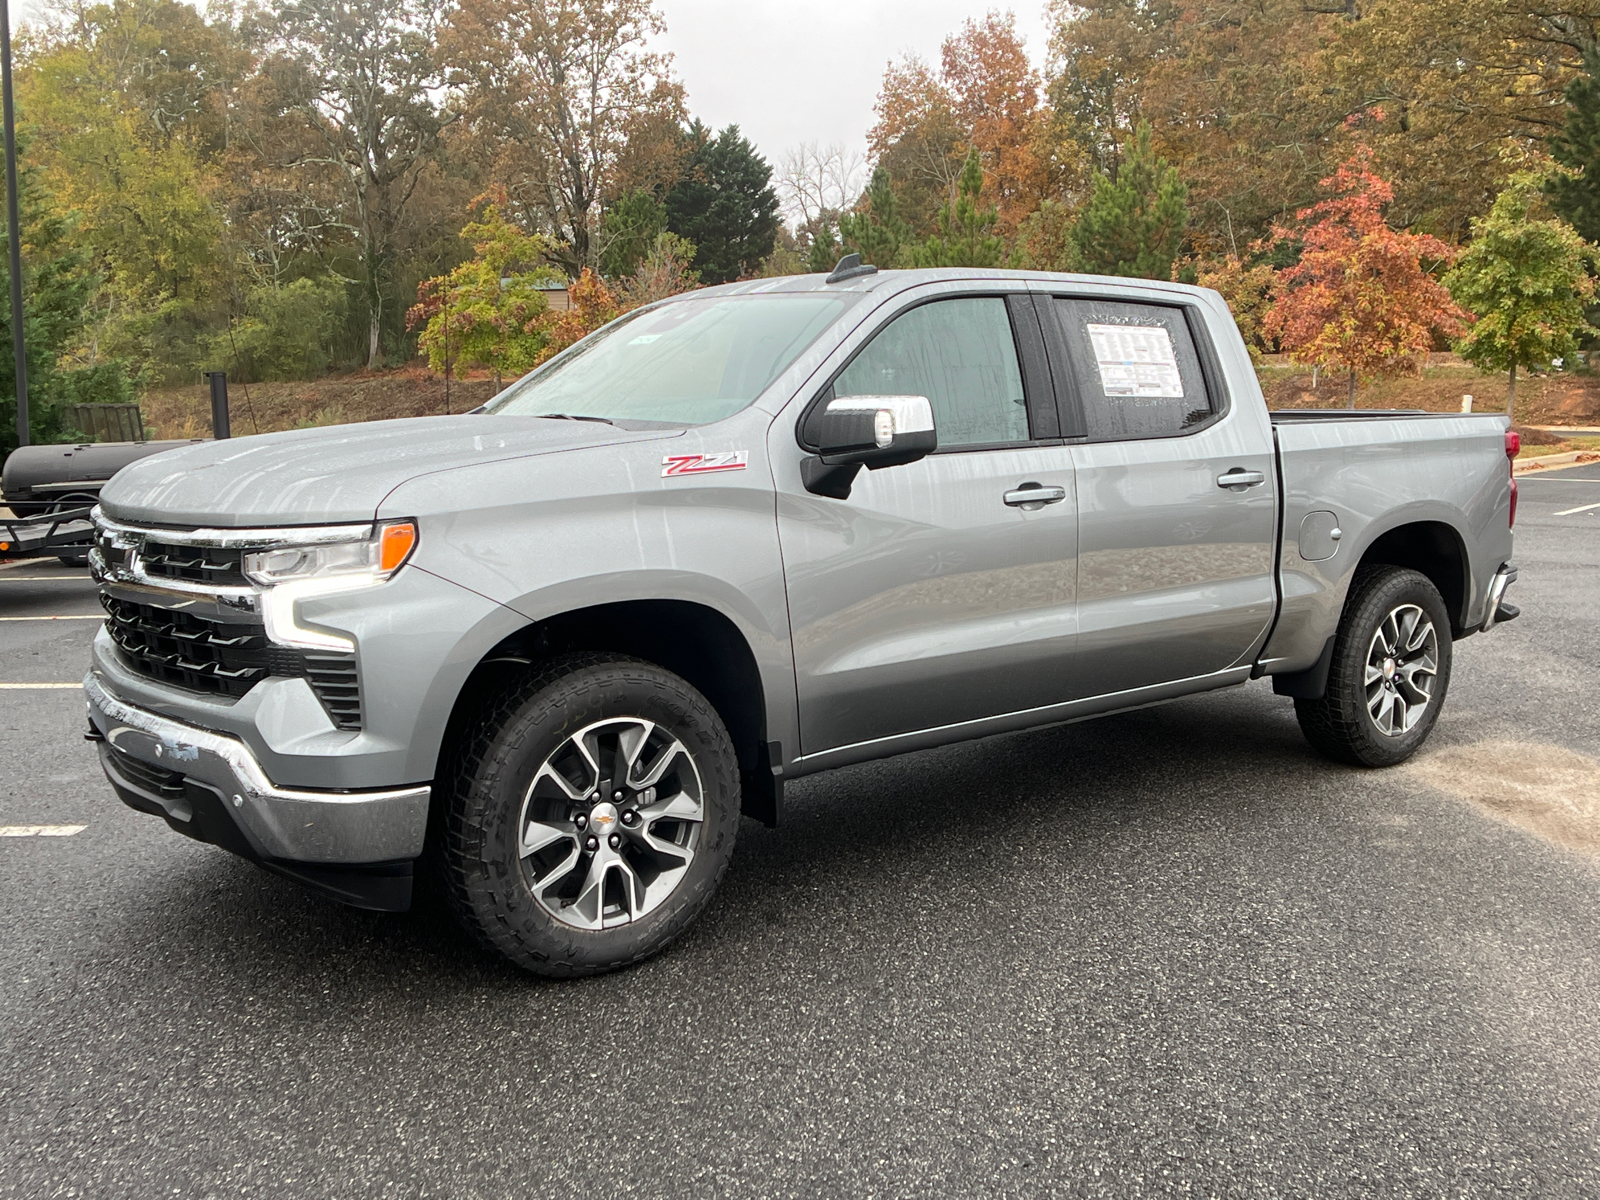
1515,451,1600,475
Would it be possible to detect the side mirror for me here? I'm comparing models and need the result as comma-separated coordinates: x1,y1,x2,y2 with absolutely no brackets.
801,394,937,499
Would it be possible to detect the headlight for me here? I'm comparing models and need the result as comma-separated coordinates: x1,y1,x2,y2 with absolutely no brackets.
243,521,417,587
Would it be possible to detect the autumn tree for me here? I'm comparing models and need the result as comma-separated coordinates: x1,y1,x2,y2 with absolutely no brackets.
939,12,1048,233
1263,149,1466,407
1446,176,1597,419
442,0,683,275
1012,200,1077,271
19,0,242,376
406,195,559,385
538,268,622,361
868,56,966,235
1191,254,1277,361
913,149,1005,268
1045,0,1177,179
614,231,698,306
268,0,454,367
1047,0,1582,253
1070,122,1188,279
868,15,1048,238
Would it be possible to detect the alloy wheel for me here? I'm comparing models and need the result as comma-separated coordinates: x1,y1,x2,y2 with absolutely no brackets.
1364,603,1438,737
516,717,704,930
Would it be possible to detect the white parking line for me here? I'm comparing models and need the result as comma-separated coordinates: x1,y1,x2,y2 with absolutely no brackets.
0,825,87,837
0,576,89,582
0,615,102,621
0,683,82,689
1553,501,1600,516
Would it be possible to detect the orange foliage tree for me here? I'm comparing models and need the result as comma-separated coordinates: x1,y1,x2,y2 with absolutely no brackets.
535,269,623,365
868,14,1048,236
1264,149,1466,407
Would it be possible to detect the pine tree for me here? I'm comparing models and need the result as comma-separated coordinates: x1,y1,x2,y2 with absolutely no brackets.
838,167,914,268
913,149,1005,268
1546,44,1600,244
1070,121,1189,280
664,122,780,284
806,221,840,274
1446,176,1597,420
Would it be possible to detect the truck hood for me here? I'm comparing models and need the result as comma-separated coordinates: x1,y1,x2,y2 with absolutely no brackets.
97,414,676,527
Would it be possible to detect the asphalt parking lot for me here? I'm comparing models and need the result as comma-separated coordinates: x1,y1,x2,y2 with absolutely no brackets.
2,465,1598,1199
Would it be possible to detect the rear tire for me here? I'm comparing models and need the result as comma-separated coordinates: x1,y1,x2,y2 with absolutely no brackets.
439,654,739,977
1295,565,1453,768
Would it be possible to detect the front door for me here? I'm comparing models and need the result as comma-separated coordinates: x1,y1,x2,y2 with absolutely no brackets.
776,293,1080,757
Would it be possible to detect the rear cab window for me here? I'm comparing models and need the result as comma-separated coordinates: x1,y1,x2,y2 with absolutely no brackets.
1050,298,1217,441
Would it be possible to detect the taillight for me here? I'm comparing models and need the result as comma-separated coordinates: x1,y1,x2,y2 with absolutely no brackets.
1506,430,1519,528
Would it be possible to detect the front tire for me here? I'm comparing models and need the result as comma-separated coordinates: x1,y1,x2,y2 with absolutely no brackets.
1295,565,1453,768
439,654,739,977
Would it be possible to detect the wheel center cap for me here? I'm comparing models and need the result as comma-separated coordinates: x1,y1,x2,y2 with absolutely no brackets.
589,802,620,835
1382,657,1397,680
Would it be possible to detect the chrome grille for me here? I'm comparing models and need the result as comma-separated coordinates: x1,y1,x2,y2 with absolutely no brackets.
138,540,249,587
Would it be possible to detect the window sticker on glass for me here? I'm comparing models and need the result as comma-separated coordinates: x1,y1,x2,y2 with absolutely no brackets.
1085,323,1184,398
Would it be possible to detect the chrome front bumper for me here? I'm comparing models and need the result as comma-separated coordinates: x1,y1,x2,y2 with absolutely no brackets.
85,672,430,865
1481,562,1519,632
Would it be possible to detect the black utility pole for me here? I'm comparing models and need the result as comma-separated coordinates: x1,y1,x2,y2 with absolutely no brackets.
0,0,26,448
205,371,230,439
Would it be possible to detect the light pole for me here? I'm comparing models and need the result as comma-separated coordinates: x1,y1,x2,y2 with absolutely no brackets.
0,0,26,448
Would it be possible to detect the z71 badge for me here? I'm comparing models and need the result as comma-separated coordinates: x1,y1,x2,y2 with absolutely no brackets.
661,451,748,477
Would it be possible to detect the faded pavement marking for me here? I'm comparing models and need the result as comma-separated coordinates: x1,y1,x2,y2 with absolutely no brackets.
1408,741,1600,854
0,825,87,837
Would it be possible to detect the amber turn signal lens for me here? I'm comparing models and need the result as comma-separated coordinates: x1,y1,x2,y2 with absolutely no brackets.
378,521,417,574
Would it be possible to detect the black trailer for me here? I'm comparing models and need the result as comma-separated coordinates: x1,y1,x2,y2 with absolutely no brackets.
0,503,94,563
2,439,205,518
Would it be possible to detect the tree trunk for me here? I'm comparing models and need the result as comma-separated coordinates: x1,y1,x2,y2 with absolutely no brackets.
1505,362,1517,421
1347,371,1358,409
365,230,384,369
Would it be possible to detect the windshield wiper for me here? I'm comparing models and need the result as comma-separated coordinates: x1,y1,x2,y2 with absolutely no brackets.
534,413,616,426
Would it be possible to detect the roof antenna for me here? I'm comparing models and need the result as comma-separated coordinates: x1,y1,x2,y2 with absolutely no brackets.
825,253,878,284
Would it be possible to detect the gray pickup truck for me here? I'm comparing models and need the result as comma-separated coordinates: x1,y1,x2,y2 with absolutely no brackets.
84,266,1519,976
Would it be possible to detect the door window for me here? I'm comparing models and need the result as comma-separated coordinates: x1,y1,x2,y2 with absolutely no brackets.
832,297,1030,449
1054,299,1214,440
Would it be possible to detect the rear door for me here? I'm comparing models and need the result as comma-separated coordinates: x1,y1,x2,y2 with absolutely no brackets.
775,289,1080,756
1043,294,1278,697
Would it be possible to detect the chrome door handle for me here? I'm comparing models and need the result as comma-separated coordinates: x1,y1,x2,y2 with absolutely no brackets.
1004,483,1067,508
1217,470,1266,489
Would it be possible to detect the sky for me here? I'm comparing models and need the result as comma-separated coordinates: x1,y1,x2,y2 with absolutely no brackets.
657,1,1053,165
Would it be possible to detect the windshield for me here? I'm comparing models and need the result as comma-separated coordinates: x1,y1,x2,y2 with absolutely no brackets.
484,293,854,426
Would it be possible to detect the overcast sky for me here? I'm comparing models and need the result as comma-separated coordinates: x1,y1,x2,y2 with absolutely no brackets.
8,0,1054,169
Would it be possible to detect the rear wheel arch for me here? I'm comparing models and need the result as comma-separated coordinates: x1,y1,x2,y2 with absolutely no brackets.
1355,520,1471,636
